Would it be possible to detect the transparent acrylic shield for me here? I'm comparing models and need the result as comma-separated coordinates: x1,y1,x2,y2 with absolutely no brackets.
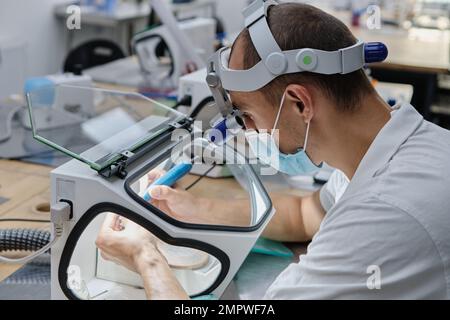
26,84,186,171
63,143,273,300
66,212,223,300
125,141,272,229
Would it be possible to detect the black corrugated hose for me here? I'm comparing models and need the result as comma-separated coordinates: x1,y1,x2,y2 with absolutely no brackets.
0,229,51,252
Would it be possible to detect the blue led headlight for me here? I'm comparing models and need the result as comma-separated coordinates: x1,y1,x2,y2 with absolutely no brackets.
364,42,389,63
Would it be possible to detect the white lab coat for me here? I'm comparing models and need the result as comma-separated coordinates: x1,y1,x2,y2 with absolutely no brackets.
265,103,450,299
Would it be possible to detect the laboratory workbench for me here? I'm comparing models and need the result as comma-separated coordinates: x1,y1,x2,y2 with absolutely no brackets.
0,160,52,282
327,9,449,118
324,9,450,74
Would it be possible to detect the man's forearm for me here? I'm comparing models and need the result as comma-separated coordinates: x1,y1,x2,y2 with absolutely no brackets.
262,193,306,241
262,193,321,242
199,197,251,226
136,247,189,300
201,190,325,242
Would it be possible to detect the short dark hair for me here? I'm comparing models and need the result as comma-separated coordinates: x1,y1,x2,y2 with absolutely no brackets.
234,3,375,111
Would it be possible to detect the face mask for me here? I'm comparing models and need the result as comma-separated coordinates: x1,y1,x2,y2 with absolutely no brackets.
246,91,322,176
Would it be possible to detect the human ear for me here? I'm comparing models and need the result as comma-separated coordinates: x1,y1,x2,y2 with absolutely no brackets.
285,84,314,123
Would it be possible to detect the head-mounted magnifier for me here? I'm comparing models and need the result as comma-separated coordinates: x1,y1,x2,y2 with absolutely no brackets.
206,0,388,144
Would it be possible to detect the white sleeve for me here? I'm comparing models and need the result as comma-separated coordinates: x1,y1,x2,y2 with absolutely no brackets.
319,169,349,212
264,195,446,299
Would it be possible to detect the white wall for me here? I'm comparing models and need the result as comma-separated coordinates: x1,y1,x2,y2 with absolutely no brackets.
214,0,249,37
0,0,68,79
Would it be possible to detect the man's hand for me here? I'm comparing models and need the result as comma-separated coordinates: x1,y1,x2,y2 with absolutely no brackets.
146,169,210,223
95,213,162,273
95,213,189,300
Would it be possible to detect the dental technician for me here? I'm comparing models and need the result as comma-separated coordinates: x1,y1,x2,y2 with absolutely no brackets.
96,1,450,299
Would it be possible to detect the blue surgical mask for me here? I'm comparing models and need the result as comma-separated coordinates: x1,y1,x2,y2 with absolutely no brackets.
246,91,322,175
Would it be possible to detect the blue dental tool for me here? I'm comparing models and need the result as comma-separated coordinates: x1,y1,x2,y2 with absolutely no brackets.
143,162,193,201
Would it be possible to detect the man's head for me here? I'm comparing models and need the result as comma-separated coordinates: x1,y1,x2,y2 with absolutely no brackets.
229,3,377,163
